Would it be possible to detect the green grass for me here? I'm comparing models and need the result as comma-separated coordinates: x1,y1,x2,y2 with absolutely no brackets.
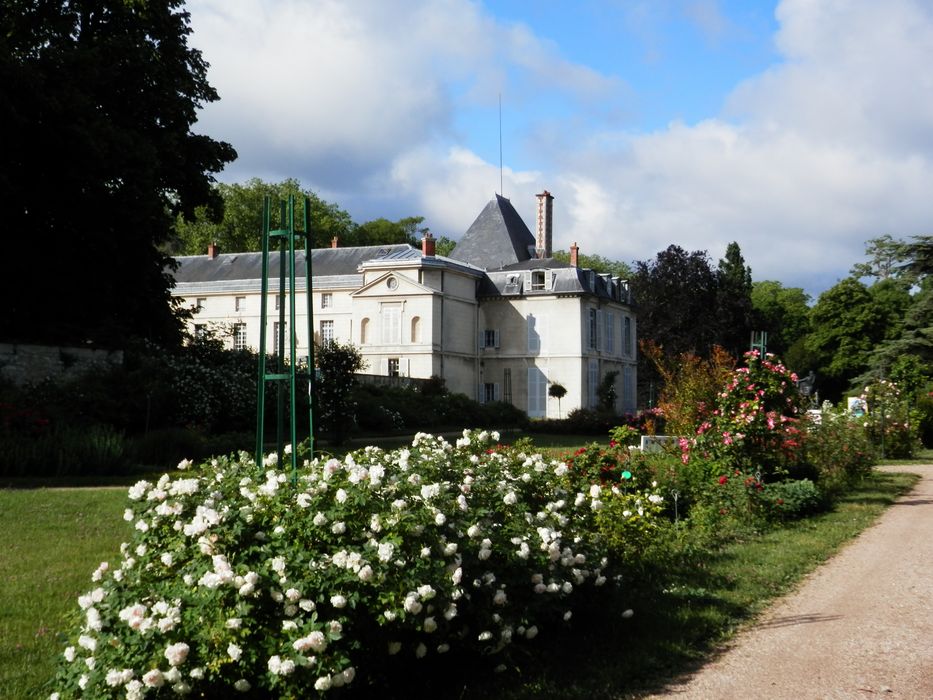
0,488,130,699
0,467,920,700
877,447,933,465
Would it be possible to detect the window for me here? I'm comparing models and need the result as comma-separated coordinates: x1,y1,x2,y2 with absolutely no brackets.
320,320,334,344
587,359,599,408
381,304,401,344
387,358,400,377
482,382,500,404
481,329,500,349
386,277,399,290
235,296,246,312
527,367,547,417
233,323,247,351
527,315,540,353
321,293,333,309
193,324,206,339
623,366,636,415
588,308,598,349
605,313,615,354
503,274,521,294
195,297,206,311
531,270,546,291
273,321,288,355
623,317,633,356
411,316,421,343
274,294,282,311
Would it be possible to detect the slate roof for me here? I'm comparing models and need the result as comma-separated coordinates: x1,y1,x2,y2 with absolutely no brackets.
172,244,415,283
448,195,535,270
479,266,632,303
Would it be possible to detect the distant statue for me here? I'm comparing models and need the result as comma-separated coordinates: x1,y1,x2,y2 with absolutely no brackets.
797,371,817,405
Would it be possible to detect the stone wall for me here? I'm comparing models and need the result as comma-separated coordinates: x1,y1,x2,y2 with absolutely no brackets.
0,343,124,387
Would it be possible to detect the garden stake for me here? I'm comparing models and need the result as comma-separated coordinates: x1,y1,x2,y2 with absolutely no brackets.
255,195,315,486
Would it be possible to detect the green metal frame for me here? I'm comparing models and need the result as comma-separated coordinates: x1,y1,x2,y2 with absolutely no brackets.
255,195,315,483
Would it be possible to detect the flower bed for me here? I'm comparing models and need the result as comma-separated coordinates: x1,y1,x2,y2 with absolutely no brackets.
50,431,661,698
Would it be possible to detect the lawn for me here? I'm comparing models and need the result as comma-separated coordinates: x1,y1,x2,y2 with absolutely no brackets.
0,455,922,700
0,488,130,699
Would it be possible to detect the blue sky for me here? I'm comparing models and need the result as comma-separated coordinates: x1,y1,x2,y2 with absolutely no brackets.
187,1,933,298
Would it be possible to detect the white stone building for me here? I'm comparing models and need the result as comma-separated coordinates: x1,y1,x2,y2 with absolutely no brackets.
171,192,637,417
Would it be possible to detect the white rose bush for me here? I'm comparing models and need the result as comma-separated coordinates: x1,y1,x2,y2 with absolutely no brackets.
51,430,663,698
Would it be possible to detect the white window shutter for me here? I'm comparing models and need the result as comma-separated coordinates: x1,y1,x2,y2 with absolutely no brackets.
494,383,500,401
545,270,553,290
380,359,388,375
479,331,486,349
494,330,500,348
523,270,533,291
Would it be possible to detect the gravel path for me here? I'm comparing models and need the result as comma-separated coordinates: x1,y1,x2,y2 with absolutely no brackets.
643,464,933,700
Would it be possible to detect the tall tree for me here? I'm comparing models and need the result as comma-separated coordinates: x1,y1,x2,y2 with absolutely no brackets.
715,242,754,358
750,281,812,360
805,277,897,400
631,245,720,406
850,234,903,281
865,235,933,371
350,216,426,247
0,0,236,346
171,178,355,254
631,245,719,357
551,249,633,279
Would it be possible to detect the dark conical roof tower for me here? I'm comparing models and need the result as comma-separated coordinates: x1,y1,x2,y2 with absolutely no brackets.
449,195,535,270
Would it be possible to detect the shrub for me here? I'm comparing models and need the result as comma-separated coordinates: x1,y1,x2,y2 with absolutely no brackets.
685,351,804,480
51,431,657,698
641,341,735,436
0,423,126,477
761,479,825,521
800,407,876,499
859,379,923,458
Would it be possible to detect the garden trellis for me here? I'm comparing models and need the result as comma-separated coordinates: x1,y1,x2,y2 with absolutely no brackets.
255,195,315,483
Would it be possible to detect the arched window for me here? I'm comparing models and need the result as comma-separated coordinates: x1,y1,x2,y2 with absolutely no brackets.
410,316,421,343
360,317,369,344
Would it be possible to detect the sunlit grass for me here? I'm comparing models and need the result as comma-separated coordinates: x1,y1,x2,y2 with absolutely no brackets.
0,489,130,699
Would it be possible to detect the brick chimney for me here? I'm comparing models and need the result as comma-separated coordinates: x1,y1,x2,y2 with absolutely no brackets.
207,242,219,259
570,241,579,267
421,231,436,257
535,190,554,259
331,236,339,249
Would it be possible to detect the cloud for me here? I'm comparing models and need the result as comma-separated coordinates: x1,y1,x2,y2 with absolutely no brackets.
188,0,933,297
545,0,933,294
189,0,621,195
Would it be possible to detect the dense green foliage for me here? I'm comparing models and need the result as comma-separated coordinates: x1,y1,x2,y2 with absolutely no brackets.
316,341,367,445
171,178,430,255
0,0,236,346
551,250,633,279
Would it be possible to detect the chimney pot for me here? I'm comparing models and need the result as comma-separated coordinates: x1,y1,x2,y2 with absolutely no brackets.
422,231,436,257
570,241,579,267
207,242,219,259
331,236,339,249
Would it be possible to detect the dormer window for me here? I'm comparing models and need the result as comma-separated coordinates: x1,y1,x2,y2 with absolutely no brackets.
531,270,546,291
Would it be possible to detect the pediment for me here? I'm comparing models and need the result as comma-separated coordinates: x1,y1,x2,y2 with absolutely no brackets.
351,272,435,298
